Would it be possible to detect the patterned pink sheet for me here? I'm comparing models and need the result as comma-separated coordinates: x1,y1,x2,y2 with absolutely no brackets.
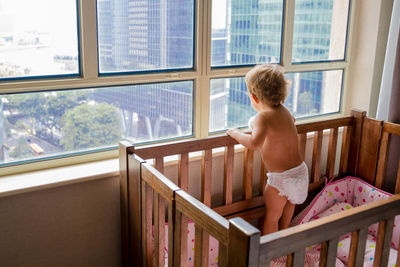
154,220,219,266
280,176,400,266
155,177,398,266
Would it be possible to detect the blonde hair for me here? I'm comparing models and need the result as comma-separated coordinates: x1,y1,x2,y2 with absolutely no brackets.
245,64,288,106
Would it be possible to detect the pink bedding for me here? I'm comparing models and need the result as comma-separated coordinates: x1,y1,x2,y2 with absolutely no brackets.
279,176,400,266
155,177,398,266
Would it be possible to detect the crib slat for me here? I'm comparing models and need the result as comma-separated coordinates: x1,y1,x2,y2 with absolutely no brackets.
298,133,307,161
396,159,400,194
311,130,323,182
179,152,189,191
243,148,254,200
326,237,339,266
318,237,338,267
339,126,352,175
155,157,164,173
218,242,228,267
224,145,234,205
375,131,390,189
397,233,400,267
348,228,368,267
154,192,160,267
203,232,210,267
194,225,210,267
154,193,165,267
168,204,174,267
326,128,338,178
293,249,305,267
174,210,188,266
202,149,212,207
286,253,294,267
141,182,146,266
373,218,394,267
194,226,204,267
143,183,153,267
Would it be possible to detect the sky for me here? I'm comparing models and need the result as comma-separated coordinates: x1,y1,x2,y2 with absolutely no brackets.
0,0,78,52
212,0,227,29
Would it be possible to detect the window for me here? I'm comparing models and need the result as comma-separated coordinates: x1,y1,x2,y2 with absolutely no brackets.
0,0,79,79
0,0,353,169
97,0,195,73
1,82,193,164
209,0,350,132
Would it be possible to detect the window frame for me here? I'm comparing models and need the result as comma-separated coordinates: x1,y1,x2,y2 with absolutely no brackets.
0,0,356,175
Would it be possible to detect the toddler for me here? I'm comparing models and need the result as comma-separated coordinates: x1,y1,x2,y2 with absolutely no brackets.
227,64,309,235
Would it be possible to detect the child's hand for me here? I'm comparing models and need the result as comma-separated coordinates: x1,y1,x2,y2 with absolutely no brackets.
227,128,240,137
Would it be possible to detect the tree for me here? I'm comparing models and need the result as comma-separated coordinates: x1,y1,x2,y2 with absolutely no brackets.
9,137,34,159
44,90,89,140
60,103,122,150
298,91,317,116
6,93,46,134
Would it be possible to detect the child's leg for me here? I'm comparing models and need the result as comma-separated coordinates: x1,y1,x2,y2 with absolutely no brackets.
263,185,288,235
279,201,295,230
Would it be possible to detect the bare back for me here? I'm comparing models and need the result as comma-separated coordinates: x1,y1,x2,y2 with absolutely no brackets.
257,105,302,173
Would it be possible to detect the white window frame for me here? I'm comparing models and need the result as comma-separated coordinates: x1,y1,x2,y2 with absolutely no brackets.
0,0,357,175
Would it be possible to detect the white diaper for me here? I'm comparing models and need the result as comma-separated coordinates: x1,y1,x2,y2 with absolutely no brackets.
267,162,309,204
248,115,256,130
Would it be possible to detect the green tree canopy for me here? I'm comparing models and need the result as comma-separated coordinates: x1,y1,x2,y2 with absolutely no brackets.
61,103,122,150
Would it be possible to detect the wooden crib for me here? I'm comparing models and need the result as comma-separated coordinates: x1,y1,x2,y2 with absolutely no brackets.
119,110,400,267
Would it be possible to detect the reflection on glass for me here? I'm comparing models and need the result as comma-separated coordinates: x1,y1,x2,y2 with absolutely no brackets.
211,0,283,66
0,81,193,165
292,0,349,63
285,70,343,117
0,0,79,79
210,77,256,132
209,70,342,132
97,0,195,73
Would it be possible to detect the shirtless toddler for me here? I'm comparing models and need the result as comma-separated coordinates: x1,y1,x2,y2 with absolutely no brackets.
227,64,309,235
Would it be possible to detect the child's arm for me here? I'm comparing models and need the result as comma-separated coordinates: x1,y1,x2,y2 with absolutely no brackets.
227,114,267,150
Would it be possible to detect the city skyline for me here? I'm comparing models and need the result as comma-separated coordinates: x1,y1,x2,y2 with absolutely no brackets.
0,0,348,165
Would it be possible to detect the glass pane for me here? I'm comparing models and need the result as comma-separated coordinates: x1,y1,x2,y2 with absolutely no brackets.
292,0,349,63
209,77,256,132
285,70,342,117
97,0,195,73
209,70,342,132
211,0,283,67
0,0,79,79
0,81,193,165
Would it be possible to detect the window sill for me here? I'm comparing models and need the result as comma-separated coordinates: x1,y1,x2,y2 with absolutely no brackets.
0,159,119,198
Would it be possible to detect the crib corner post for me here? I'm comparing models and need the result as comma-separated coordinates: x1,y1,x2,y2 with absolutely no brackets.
348,110,367,176
119,141,135,267
228,217,261,267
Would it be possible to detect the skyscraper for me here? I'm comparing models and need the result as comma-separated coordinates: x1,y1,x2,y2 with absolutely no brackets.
96,0,195,141
224,0,341,124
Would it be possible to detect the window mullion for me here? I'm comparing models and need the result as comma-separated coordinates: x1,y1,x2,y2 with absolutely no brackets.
195,0,212,138
79,0,99,80
281,0,295,69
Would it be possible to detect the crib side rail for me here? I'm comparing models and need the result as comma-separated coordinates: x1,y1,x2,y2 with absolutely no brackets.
174,190,229,266
228,194,400,267
375,121,400,192
132,115,358,219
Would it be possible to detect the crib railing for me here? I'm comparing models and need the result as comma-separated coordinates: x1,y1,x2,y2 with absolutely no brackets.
228,194,400,267
174,190,229,266
120,109,400,266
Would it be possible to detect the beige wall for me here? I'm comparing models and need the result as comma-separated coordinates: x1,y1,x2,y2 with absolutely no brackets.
345,0,393,117
0,176,121,267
